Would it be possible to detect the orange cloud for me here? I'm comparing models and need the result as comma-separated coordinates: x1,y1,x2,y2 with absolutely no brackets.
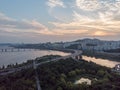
93,31,115,36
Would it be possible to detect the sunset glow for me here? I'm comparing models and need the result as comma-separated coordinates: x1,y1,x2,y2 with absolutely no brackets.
0,0,120,43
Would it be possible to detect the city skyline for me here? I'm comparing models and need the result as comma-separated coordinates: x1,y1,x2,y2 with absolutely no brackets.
0,0,120,43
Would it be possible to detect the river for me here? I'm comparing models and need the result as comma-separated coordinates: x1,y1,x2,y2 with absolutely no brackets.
0,49,70,67
82,55,120,68
0,47,120,68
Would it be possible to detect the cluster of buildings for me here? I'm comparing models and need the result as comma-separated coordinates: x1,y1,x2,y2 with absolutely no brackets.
63,39,120,51
12,38,120,52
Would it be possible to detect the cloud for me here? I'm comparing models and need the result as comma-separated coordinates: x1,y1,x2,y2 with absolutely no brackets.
48,0,120,39
93,31,116,37
75,0,120,12
49,9,120,37
0,12,48,34
47,0,65,8
76,0,100,11
0,13,15,21
1,0,120,42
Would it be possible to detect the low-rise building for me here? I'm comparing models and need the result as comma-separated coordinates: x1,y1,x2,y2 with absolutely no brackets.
114,64,120,71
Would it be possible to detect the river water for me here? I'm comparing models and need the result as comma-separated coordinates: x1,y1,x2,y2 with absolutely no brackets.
82,56,120,68
0,50,70,67
0,47,120,68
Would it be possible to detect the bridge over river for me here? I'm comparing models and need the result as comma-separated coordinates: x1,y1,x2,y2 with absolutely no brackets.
0,46,33,52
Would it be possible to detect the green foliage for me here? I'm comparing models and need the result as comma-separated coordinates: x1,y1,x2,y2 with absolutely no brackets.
57,86,63,90
68,71,76,77
36,58,120,90
83,50,120,61
0,68,36,90
36,55,61,63
61,73,67,79
97,69,105,77
75,69,81,74
1,55,120,90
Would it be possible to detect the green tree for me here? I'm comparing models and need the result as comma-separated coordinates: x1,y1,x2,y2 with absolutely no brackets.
57,86,63,90
75,69,81,74
66,81,73,90
68,71,76,77
61,73,67,79
97,69,105,77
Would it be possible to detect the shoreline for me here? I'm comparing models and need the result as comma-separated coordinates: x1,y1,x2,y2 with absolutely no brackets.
0,49,71,68
83,50,120,62
1,48,119,71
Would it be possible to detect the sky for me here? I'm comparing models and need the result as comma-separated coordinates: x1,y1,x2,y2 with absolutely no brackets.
0,0,120,43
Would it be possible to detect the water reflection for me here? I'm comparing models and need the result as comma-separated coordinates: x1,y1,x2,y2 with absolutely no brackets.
82,56,120,68
0,50,70,66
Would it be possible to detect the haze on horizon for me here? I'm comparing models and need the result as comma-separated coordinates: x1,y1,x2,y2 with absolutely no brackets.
0,0,120,43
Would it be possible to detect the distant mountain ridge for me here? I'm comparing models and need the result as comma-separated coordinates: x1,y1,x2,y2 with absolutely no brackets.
74,38,120,43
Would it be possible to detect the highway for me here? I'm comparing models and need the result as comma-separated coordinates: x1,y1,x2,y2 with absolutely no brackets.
33,61,42,90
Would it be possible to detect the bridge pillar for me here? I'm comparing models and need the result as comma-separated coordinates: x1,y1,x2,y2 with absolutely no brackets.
5,49,7,52
1,49,4,52
17,49,20,52
11,49,14,52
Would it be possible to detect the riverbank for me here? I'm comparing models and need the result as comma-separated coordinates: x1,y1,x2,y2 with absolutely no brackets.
83,50,120,62
0,49,70,67
82,55,120,68
0,53,120,90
